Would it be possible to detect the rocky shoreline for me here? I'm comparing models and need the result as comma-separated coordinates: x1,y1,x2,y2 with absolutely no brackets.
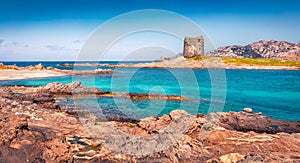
0,82,299,162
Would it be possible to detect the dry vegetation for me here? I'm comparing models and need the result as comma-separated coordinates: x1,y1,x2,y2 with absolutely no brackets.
221,57,300,67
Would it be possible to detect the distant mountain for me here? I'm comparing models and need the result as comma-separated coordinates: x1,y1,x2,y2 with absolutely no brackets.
206,40,300,60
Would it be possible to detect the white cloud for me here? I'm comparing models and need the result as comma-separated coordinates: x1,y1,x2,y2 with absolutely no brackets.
73,39,84,43
45,45,67,51
0,41,81,61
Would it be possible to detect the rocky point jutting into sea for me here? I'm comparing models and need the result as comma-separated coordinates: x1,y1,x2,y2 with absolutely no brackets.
0,82,299,162
57,40,300,70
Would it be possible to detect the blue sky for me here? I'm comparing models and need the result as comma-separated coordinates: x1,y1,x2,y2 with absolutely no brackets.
0,0,299,61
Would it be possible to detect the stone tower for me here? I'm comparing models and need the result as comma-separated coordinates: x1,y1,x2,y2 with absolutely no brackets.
183,36,204,58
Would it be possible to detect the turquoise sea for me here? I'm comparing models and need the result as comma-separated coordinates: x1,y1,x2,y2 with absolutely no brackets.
1,61,300,121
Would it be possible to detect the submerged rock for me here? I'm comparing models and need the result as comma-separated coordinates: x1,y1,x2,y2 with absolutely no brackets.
126,93,192,101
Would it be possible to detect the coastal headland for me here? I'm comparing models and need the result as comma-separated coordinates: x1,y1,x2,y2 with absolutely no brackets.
58,56,300,70
0,82,299,162
59,40,300,70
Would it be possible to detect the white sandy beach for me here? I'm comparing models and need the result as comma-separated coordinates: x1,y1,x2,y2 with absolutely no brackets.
0,69,67,81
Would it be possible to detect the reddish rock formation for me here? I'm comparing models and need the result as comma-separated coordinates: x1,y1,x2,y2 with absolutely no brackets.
41,81,103,95
0,88,74,162
0,82,299,162
218,111,300,134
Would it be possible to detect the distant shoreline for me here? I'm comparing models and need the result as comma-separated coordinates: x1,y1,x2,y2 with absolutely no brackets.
0,63,113,81
0,57,299,81
59,56,300,70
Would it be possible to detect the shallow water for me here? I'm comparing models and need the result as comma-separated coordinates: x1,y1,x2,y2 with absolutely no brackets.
1,62,299,121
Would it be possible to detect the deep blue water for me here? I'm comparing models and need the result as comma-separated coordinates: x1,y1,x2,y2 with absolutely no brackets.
1,61,299,121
